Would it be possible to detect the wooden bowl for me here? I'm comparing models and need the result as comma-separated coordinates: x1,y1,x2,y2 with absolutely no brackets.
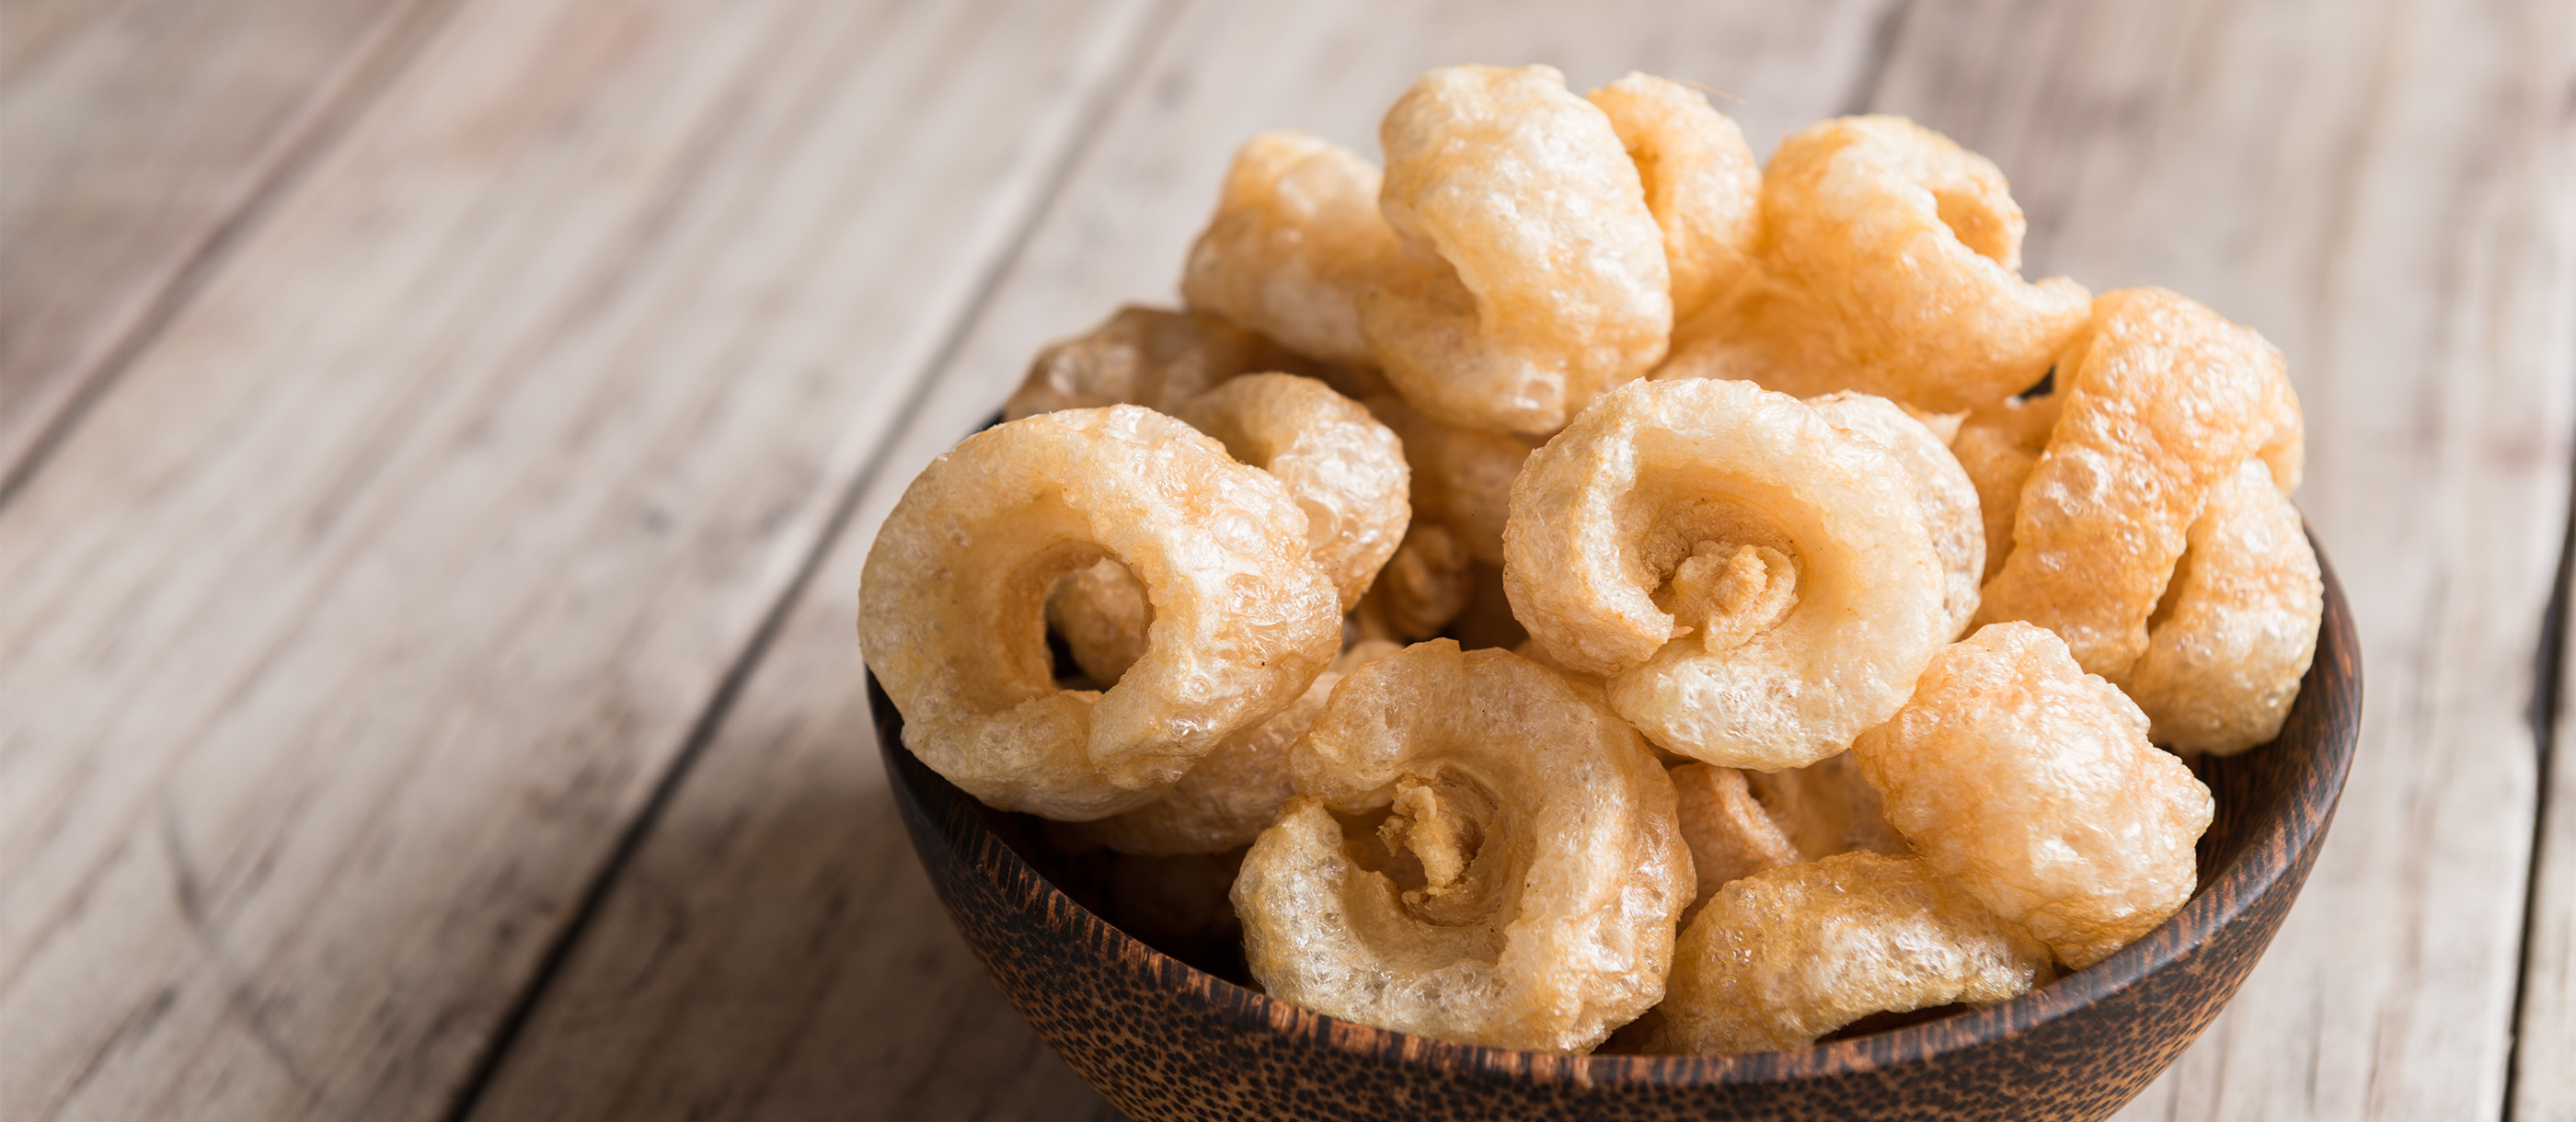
873,545,2360,1122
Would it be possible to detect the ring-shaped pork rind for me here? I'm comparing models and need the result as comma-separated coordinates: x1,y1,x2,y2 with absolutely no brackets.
1761,116,2090,413
1365,394,1532,565
1002,304,1315,421
1805,391,1984,637
1233,640,1691,1051
2115,460,2323,755
1046,557,1152,684
1175,374,1409,611
1949,391,2063,581
1363,64,1672,438
1505,378,1948,771
1741,750,1911,863
1585,73,1759,325
1653,853,2053,1055
1852,622,2214,968
1352,522,1474,643
1650,273,1865,400
1669,762,1799,914
1972,288,2305,677
1075,640,1402,855
860,406,1342,820
1180,132,1402,368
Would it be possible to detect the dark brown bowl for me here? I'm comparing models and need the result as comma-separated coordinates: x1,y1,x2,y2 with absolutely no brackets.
874,544,2360,1122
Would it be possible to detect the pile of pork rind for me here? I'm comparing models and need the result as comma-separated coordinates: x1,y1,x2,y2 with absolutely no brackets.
859,63,2321,1056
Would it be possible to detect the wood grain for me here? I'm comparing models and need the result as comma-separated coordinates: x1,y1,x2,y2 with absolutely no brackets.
0,0,447,491
0,0,1156,1118
2515,520,2576,1120
457,4,1900,1118
1857,2,2576,1120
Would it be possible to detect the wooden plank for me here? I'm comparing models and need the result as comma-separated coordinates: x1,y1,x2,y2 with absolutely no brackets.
1856,1,2576,1119
0,0,1157,1117
456,3,1901,1118
2514,526,2576,1120
0,0,446,491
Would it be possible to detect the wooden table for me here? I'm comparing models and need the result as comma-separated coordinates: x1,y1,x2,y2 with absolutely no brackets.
5,2,2571,1118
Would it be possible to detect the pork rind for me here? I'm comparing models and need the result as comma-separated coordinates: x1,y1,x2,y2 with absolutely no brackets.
1505,378,1948,771
2115,460,2323,755
1760,116,2090,413
1670,762,1798,910
1365,394,1531,565
1046,557,1152,684
1180,132,1403,368
1805,391,1984,637
1949,391,2063,581
1364,64,1672,437
1742,750,1911,863
1972,289,2305,677
1351,522,1474,643
860,406,1343,819
1853,622,2214,968
1234,640,1692,1051
1584,73,1760,326
1003,304,1313,421
1654,853,2053,1054
1074,640,1402,854
1175,374,1409,610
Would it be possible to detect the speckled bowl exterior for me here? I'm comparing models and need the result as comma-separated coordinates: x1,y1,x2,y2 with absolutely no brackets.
873,546,2361,1122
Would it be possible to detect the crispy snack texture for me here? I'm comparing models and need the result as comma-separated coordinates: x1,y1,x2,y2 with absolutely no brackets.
1181,131,1402,367
1972,288,2305,677
1003,304,1312,421
1743,750,1912,863
1670,762,1799,912
1854,622,2214,968
1759,116,2090,413
1351,522,1475,643
1506,378,1948,771
1654,853,2053,1054
1950,392,2063,581
1046,557,1153,684
1365,394,1531,565
1234,641,1691,1051
860,406,1342,819
2116,460,2323,754
1364,64,1672,437
1806,391,1984,637
1075,640,1402,854
1584,73,1760,325
1176,374,1410,610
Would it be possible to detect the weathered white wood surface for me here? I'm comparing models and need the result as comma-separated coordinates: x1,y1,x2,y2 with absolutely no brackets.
0,0,1157,1117
1860,2,2576,1118
2521,604,2576,1121
0,0,445,489
458,3,1906,1118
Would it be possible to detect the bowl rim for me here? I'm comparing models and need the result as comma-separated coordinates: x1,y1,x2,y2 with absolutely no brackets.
874,536,2360,1087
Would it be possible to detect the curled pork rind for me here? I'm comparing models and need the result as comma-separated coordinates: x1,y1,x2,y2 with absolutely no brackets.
1760,116,2090,413
1046,558,1152,684
1002,304,1313,421
1949,392,2063,581
1585,73,1759,325
1670,762,1798,912
1742,750,1911,862
1651,274,1862,400
1364,64,1672,437
1365,394,1531,566
1351,522,1473,643
1805,391,1984,637
1972,289,2305,677
1234,640,1692,1051
1075,640,1402,855
1853,622,2214,968
2116,460,2323,755
1175,374,1409,610
1180,132,1402,368
859,406,1342,819
1654,853,2053,1054
1505,378,1948,771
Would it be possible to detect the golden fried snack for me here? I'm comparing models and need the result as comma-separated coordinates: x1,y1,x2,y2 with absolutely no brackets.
1584,73,1759,325
1742,750,1911,862
1234,641,1692,1051
1446,562,1529,652
1174,374,1409,610
1351,522,1473,643
1181,132,1403,367
860,406,1343,819
1506,378,1948,771
1654,853,2053,1054
1805,391,1984,637
1075,640,1402,855
1002,304,1315,421
1760,116,2090,413
1669,762,1799,911
1364,64,1672,437
1949,391,2063,581
1045,557,1151,684
2116,460,2323,755
1972,289,2305,677
1364,394,1531,565
1853,622,2214,968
